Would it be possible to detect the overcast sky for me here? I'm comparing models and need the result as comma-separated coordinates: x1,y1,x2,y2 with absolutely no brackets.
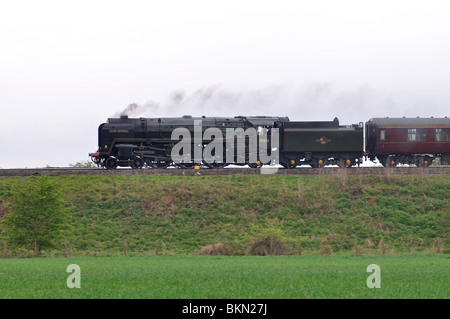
1,0,449,168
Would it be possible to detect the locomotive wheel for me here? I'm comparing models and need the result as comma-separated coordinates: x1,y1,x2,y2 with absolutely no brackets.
152,160,171,168
417,156,432,168
131,157,144,169
105,157,118,170
385,158,396,168
377,156,388,167
312,159,325,168
279,162,289,169
176,162,197,169
203,161,225,169
338,159,352,168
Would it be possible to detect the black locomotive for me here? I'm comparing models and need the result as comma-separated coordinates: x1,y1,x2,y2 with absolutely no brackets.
90,115,450,169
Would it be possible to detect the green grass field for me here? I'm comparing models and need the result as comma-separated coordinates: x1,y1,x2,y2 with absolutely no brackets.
0,255,448,299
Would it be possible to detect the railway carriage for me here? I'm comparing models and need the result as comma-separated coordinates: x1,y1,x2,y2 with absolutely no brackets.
365,117,450,167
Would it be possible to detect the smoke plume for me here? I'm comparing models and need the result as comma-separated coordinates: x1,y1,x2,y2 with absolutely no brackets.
111,82,408,124
113,100,160,118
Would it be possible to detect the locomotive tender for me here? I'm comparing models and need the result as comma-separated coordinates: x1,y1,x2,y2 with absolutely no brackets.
90,115,450,169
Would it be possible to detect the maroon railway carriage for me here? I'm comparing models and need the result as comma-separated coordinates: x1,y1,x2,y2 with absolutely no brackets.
365,117,450,167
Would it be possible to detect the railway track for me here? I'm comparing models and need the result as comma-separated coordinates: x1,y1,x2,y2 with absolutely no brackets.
1,166,450,177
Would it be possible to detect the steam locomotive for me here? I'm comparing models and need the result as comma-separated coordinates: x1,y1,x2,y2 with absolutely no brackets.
89,115,450,169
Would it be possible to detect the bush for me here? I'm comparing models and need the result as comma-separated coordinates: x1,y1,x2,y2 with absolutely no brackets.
246,237,291,256
246,225,291,256
198,242,228,255
378,239,388,254
319,245,333,255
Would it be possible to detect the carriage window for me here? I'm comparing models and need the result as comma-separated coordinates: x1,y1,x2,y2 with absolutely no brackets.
380,130,386,141
436,128,450,141
407,128,427,141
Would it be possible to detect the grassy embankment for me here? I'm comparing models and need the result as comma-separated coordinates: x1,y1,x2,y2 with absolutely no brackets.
0,172,448,256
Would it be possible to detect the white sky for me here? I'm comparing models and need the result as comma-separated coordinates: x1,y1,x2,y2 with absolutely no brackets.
1,0,449,168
